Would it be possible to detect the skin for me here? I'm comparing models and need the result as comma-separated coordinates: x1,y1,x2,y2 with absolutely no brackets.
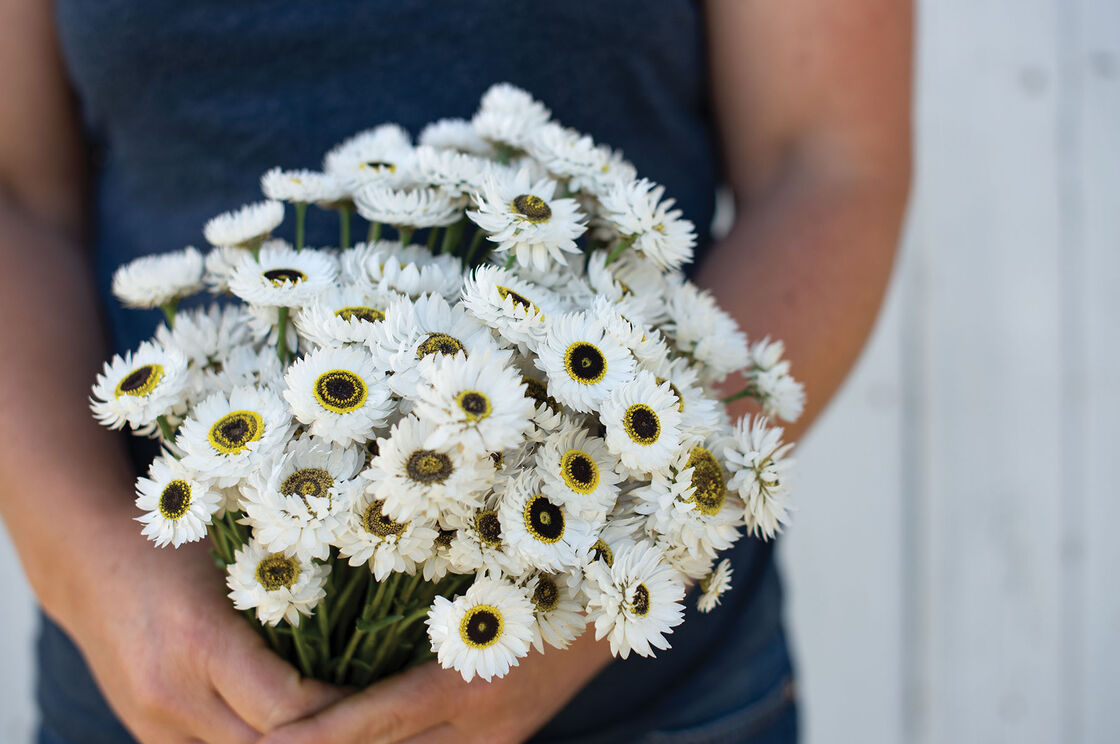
0,0,910,743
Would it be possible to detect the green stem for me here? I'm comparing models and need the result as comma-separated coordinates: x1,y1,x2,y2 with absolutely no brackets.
604,235,635,265
159,299,179,328
397,227,414,247
331,566,366,631
276,306,290,363
156,415,176,444
440,219,465,256
426,227,440,252
365,605,430,683
338,207,351,249
334,626,366,684
224,511,246,548
721,385,760,405
290,621,315,677
367,221,382,243
503,251,516,270
316,602,331,660
294,202,308,251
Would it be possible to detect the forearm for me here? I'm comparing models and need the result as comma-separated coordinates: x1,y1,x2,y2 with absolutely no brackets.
696,156,910,441
0,195,139,627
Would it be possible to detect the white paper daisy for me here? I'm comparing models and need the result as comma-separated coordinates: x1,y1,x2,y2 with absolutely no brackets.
662,279,749,385
413,348,534,454
742,338,806,423
534,311,635,414
471,83,551,150
363,415,492,524
343,241,462,299
334,493,439,580
260,167,347,205
500,472,596,573
460,264,558,348
724,416,796,540
353,184,463,229
535,422,621,524
239,437,363,562
176,386,292,488
599,370,683,475
523,572,587,653
90,341,189,433
426,576,535,682
293,284,393,350
134,453,221,548
697,558,733,614
583,540,685,659
227,538,328,627
154,304,253,369
323,124,416,191
598,178,696,272
419,117,494,157
111,247,204,309
412,145,494,196
203,200,285,248
446,505,527,577
467,166,586,271
227,242,338,308
203,246,253,293
282,345,393,446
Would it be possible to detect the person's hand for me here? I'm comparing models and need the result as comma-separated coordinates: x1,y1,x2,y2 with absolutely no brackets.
54,517,345,743
260,630,614,744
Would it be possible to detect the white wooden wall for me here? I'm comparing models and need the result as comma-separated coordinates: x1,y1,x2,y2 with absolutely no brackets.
1,1,1117,742
782,0,1120,742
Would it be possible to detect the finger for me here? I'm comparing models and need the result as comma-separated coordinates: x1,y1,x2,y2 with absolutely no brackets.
260,663,465,744
399,723,459,744
209,618,347,733
192,693,259,744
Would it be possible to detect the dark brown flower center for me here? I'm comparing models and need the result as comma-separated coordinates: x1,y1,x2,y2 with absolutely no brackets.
362,500,407,538
158,480,191,520
512,194,552,223
255,554,300,590
564,342,606,384
405,450,453,484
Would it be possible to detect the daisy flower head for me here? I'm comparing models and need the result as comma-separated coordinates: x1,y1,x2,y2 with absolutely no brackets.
380,293,501,400
743,338,806,423
134,453,221,548
323,124,416,192
353,184,463,229
599,369,683,475
177,385,292,487
419,117,494,157
227,538,328,627
239,437,363,562
227,242,337,308
523,572,587,653
643,355,723,443
534,311,635,414
467,167,587,272
293,284,393,350
363,415,492,524
282,345,393,446
460,264,557,348
499,471,597,573
525,122,602,181
471,82,551,150
203,246,253,293
344,241,463,299
535,422,622,524
334,492,439,580
203,200,285,248
260,167,347,205
155,304,253,368
697,558,733,614
413,348,535,454
447,503,527,577
635,443,742,564
412,145,494,197
567,145,638,199
598,178,696,272
111,246,204,309
662,278,749,385
426,576,535,682
90,341,189,433
724,416,796,540
583,540,685,659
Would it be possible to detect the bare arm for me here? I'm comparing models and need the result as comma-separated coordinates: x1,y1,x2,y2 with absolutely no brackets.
0,3,339,741
700,0,913,440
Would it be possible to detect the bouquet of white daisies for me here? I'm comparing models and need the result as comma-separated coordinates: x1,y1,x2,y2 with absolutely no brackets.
89,83,804,686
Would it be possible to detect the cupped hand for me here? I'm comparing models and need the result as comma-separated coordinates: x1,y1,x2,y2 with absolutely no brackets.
57,528,345,743
260,630,614,744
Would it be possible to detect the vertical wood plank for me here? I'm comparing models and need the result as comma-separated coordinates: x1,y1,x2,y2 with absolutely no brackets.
780,260,908,744
913,0,1067,741
1074,0,1120,740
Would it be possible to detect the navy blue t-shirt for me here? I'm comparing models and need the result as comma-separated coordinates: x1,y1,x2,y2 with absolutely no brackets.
43,2,792,741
